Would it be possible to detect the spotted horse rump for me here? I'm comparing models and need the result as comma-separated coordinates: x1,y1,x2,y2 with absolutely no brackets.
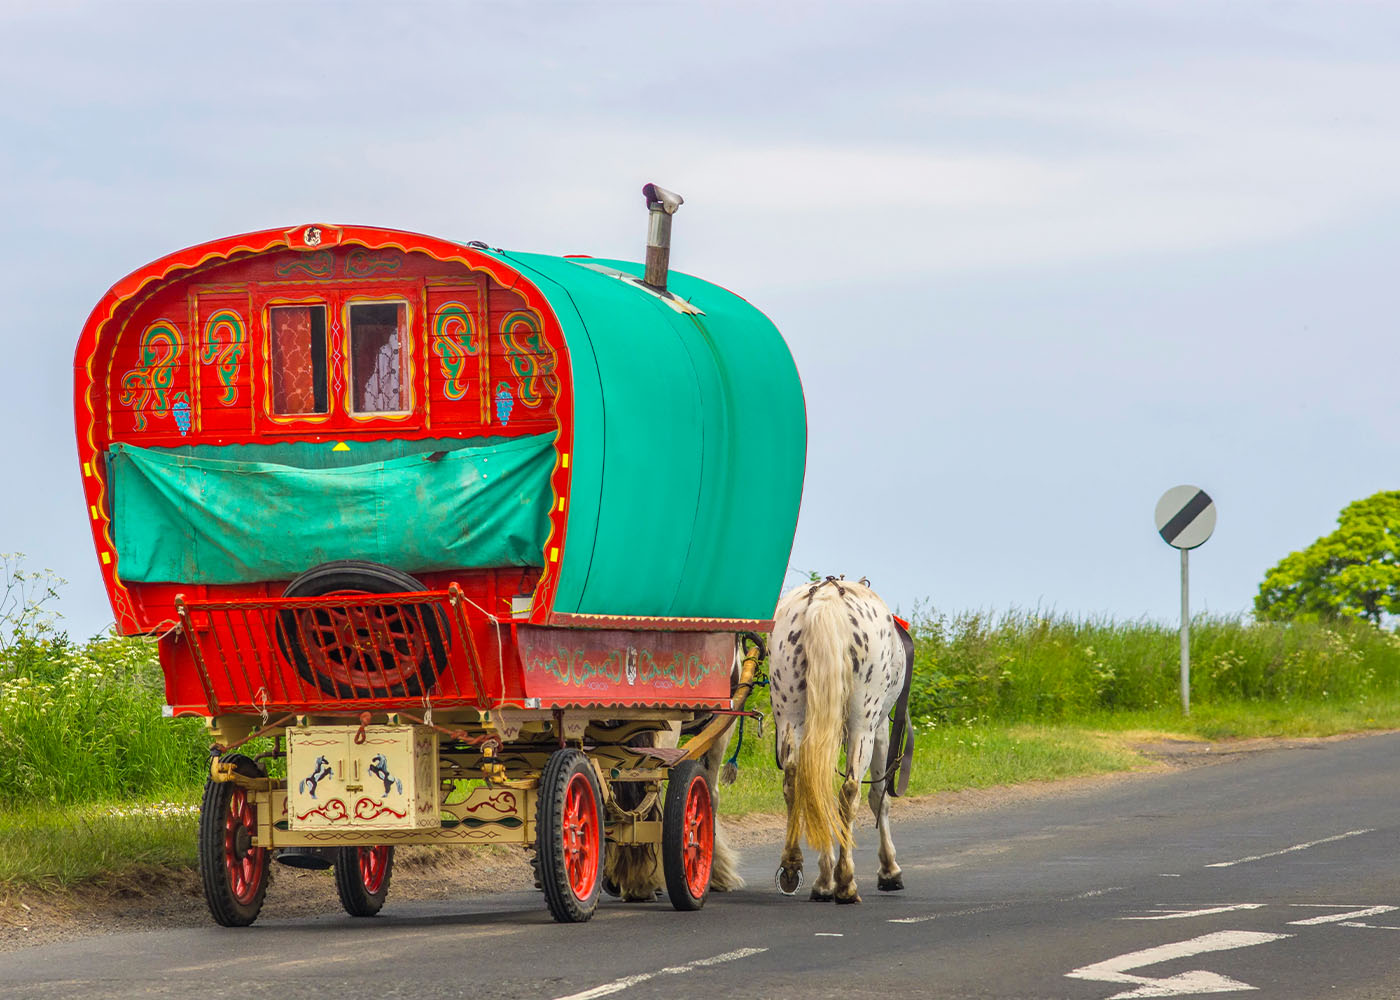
771,577,910,903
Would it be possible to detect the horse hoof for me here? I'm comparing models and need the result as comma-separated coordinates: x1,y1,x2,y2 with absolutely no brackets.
835,892,862,905
601,875,621,898
809,889,834,902
877,874,904,892
776,867,803,895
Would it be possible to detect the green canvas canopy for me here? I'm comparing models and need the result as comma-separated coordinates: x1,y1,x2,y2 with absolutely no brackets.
497,254,806,622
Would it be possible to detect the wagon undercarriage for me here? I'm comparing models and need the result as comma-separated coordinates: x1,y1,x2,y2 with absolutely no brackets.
191,598,762,926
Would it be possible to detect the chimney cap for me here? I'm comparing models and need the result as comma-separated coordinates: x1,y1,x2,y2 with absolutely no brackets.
642,183,684,215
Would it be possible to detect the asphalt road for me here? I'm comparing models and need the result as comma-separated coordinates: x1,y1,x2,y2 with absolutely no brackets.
4,732,1400,999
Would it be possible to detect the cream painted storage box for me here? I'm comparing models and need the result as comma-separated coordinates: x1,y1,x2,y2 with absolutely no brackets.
287,725,438,830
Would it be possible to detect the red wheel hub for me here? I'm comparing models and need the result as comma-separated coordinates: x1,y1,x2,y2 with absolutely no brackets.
359,845,391,895
223,787,266,904
682,774,714,898
561,772,600,899
296,589,426,690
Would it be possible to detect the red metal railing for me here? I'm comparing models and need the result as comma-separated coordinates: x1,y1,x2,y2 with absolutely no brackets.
172,585,494,716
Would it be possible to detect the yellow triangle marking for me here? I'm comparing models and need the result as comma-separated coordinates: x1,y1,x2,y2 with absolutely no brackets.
332,442,351,452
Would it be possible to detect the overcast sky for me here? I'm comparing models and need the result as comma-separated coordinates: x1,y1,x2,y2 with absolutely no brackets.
3,0,1397,637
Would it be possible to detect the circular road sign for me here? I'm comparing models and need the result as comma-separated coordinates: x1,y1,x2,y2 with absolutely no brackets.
1155,485,1216,550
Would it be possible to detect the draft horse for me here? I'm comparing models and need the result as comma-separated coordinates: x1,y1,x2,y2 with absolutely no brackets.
771,577,913,903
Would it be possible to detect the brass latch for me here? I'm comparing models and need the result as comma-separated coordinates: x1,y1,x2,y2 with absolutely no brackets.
480,740,506,785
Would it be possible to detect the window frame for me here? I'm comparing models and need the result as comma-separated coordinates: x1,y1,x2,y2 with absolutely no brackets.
261,297,333,425
343,296,415,420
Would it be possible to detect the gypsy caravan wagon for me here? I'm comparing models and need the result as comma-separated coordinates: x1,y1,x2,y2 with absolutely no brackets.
72,187,806,924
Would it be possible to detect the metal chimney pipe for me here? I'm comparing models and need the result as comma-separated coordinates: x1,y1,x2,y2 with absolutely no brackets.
642,183,684,291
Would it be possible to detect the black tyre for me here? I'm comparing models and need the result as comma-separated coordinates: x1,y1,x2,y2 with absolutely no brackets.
275,560,448,700
536,749,605,923
662,759,714,911
198,754,270,927
334,845,394,916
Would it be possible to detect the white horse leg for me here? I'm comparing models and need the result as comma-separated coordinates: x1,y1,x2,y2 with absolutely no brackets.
868,725,903,891
835,729,875,904
778,758,805,894
811,843,837,901
701,725,745,890
833,774,862,903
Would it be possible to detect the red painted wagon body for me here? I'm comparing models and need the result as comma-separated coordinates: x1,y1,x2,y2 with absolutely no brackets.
73,191,805,924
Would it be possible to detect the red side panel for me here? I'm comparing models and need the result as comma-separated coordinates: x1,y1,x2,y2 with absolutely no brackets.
515,626,734,709
163,589,732,717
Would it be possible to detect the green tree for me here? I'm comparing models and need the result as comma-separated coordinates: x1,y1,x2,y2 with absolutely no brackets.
1255,491,1400,625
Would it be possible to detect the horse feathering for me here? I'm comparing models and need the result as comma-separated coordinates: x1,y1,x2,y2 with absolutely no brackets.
789,584,857,856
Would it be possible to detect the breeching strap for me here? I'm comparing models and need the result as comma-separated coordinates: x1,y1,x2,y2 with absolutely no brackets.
884,620,917,797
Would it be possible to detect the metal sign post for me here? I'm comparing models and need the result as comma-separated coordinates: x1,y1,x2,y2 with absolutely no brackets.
1155,485,1216,716
1180,546,1190,714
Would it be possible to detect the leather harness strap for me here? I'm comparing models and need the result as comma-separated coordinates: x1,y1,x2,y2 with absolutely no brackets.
884,619,917,797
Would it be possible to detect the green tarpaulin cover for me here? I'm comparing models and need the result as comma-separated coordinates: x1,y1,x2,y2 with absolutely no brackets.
109,434,555,584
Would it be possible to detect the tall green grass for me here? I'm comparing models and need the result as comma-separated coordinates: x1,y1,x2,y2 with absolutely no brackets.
0,634,208,805
905,610,1400,723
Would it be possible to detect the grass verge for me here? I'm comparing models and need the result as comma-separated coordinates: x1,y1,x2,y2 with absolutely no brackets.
0,799,198,886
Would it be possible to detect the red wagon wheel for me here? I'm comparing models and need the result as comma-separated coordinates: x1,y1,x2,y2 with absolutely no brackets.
198,754,270,927
275,560,448,700
334,844,395,916
662,759,714,910
537,748,605,922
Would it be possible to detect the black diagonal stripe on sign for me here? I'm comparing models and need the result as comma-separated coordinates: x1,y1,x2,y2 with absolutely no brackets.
1160,490,1212,544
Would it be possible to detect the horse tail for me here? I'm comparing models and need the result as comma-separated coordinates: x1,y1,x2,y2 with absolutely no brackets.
794,585,854,856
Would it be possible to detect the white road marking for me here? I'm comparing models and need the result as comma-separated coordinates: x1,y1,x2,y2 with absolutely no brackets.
814,932,844,937
1340,921,1400,930
1073,887,1126,899
552,947,767,1000
1125,904,1264,921
888,904,1006,924
163,957,267,975
271,953,370,970
1160,874,1181,878
1066,930,1290,999
1205,829,1373,868
1288,905,1398,926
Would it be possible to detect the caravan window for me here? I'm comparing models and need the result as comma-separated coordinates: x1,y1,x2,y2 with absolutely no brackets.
348,302,410,415
269,305,328,415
